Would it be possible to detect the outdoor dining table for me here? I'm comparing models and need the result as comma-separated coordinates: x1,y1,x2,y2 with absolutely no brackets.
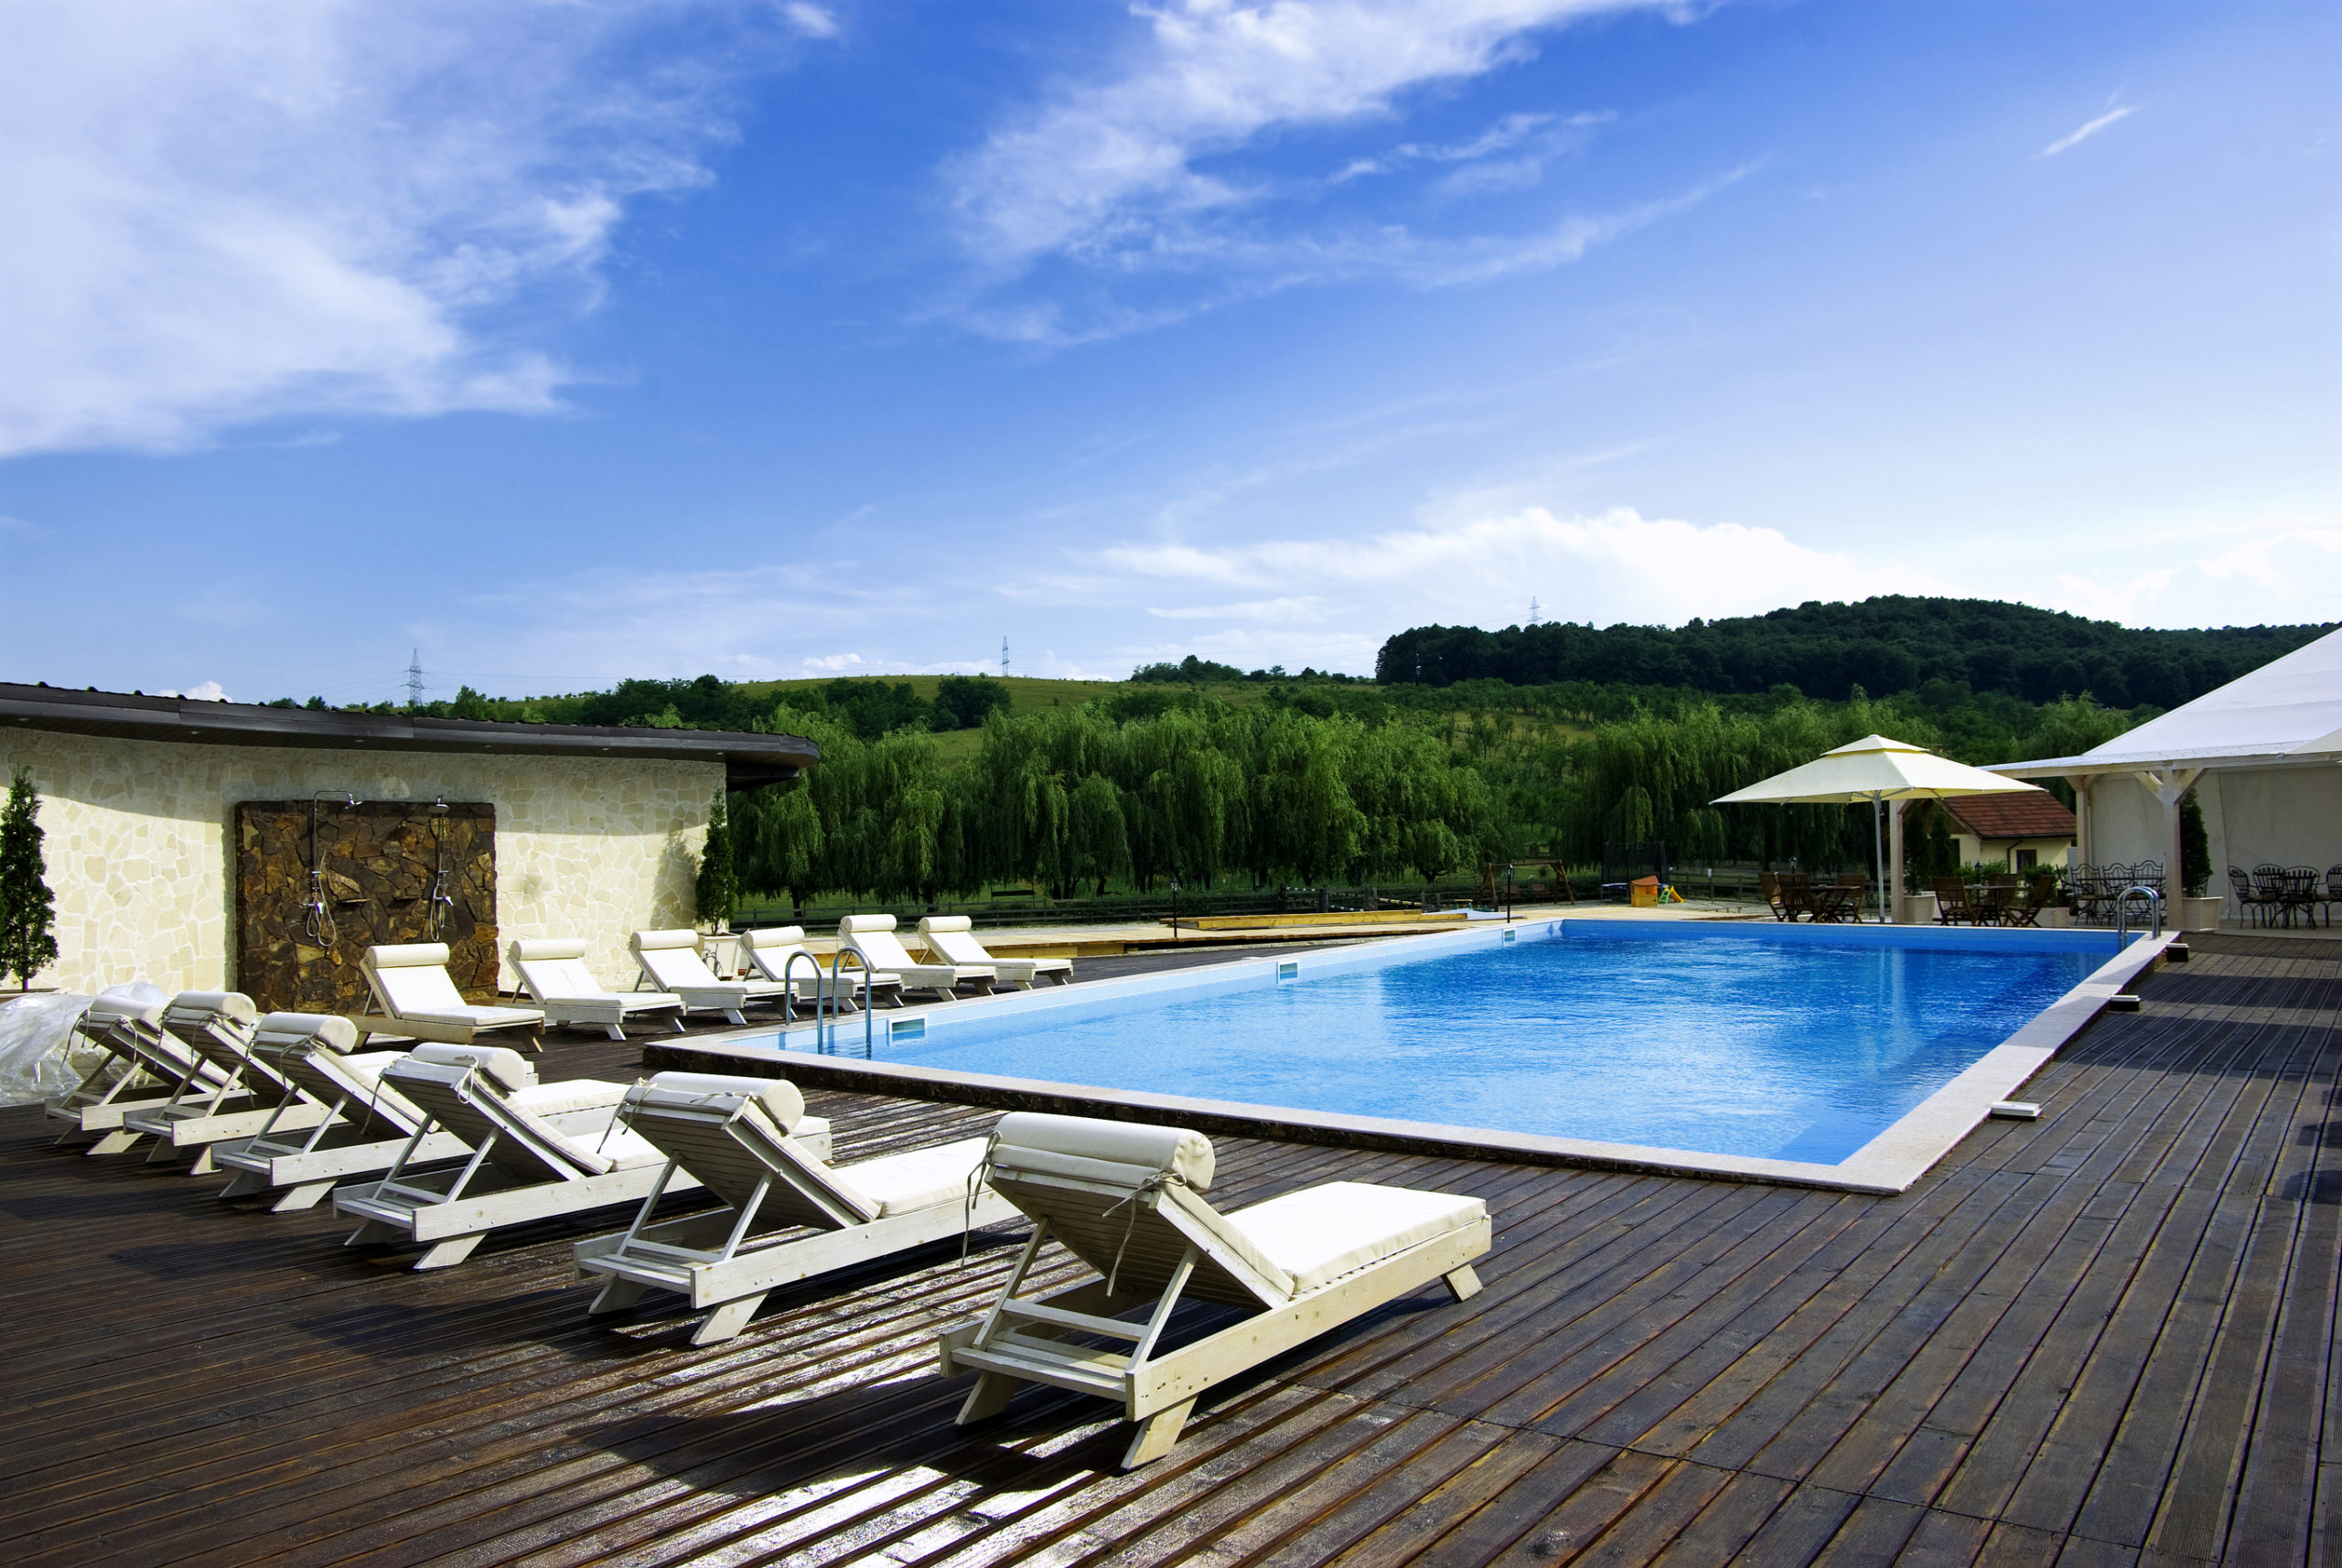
1969,881,2021,927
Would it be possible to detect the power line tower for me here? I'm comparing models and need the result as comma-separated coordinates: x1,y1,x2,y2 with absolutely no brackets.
1528,596,1543,626
1001,637,1010,677
404,650,424,709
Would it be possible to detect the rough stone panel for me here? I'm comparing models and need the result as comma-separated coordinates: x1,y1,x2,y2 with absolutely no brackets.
235,800,497,1013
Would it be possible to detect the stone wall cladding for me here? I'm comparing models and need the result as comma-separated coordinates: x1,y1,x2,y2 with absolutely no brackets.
237,800,498,1013
0,730,718,997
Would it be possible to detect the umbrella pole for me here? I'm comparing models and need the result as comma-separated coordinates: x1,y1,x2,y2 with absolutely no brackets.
1873,797,1887,925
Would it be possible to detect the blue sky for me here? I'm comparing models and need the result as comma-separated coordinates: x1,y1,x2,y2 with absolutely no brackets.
2,0,2336,703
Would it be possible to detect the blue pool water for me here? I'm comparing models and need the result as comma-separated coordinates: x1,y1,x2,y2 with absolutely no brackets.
767,926,2115,1164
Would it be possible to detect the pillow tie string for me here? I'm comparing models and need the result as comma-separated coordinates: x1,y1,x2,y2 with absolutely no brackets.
962,1130,1002,1262
1101,1169,1184,1297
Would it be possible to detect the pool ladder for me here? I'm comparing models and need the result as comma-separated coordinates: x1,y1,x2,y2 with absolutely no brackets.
2112,885,2164,946
779,947,876,1058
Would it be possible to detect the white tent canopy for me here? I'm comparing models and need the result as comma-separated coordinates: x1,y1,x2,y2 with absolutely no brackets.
1714,735,2044,922
1991,626,2342,778
1989,627,2342,901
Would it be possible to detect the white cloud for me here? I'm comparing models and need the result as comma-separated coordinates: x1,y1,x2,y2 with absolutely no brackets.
935,0,1705,341
1104,505,1962,633
2038,103,2139,159
949,1,1659,265
780,3,840,39
157,681,230,702
0,2,787,457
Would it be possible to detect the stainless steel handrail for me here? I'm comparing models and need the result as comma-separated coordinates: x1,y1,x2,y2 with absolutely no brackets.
822,948,876,1058
2113,885,2164,945
779,948,826,1026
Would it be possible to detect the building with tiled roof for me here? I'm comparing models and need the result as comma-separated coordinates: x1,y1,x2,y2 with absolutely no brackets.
1939,791,2077,873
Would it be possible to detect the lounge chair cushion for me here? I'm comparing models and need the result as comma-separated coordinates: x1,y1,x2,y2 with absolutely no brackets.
510,938,589,961
1227,1181,1487,1294
838,914,898,934
531,1114,668,1175
253,1013,361,1054
406,1041,539,1093
167,991,260,1026
843,1136,994,1216
87,993,169,1026
920,916,972,934
368,943,454,969
642,1070,806,1132
510,1079,632,1117
741,926,806,950
631,929,702,952
989,1112,1215,1191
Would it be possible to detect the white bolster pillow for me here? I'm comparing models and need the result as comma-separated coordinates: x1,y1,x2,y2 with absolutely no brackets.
990,1112,1215,1190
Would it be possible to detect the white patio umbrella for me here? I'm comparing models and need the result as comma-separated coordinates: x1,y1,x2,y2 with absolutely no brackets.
1712,735,2049,923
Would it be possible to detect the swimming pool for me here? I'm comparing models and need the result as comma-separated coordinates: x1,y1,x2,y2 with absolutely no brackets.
706,919,2158,1188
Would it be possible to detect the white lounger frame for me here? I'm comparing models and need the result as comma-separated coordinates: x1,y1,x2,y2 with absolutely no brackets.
122,994,330,1175
44,995,230,1153
917,918,1072,990
215,1015,470,1211
359,943,545,1053
575,1077,1014,1345
510,938,687,1040
632,929,791,1025
940,1142,1489,1468
334,1051,702,1269
737,926,903,1015
841,914,992,1003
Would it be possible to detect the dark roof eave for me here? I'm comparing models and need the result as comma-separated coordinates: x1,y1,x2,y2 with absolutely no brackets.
0,683,818,787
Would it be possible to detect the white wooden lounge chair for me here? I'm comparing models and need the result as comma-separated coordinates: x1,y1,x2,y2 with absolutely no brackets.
738,926,902,1015
916,917,1071,990
360,943,545,1052
120,993,333,1174
631,929,790,1026
509,939,686,1040
214,1013,459,1210
575,1071,1016,1345
940,1112,1490,1469
333,1045,833,1270
840,914,993,1003
44,989,230,1153
220,1016,646,1212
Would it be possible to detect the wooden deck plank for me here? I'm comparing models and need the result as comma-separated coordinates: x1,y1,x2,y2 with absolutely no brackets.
0,934,2335,1567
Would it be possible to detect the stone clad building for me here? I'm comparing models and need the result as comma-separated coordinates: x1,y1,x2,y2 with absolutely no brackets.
0,683,815,1008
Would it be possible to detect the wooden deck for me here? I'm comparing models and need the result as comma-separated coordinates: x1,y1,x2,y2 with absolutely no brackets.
0,930,2333,1566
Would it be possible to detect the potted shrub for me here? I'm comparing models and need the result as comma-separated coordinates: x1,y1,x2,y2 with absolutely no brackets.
2177,791,2222,931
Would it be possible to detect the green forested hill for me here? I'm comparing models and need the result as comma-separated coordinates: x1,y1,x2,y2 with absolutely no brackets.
1375,597,2331,708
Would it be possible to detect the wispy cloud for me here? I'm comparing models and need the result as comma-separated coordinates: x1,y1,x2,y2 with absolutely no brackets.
2038,103,2139,158
938,0,1697,343
780,3,840,40
0,2,812,458
953,164,1750,348
1102,505,1962,631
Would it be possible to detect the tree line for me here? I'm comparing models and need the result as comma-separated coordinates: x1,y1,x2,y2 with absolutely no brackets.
707,683,2148,907
725,699,1500,908
1376,596,2331,709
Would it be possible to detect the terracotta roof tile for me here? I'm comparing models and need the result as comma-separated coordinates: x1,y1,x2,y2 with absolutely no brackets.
1943,792,2077,840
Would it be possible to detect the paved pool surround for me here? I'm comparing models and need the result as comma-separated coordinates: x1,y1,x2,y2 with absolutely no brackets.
650,917,2177,1193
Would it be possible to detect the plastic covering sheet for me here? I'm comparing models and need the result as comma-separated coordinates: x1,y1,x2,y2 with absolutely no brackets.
0,983,163,1107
